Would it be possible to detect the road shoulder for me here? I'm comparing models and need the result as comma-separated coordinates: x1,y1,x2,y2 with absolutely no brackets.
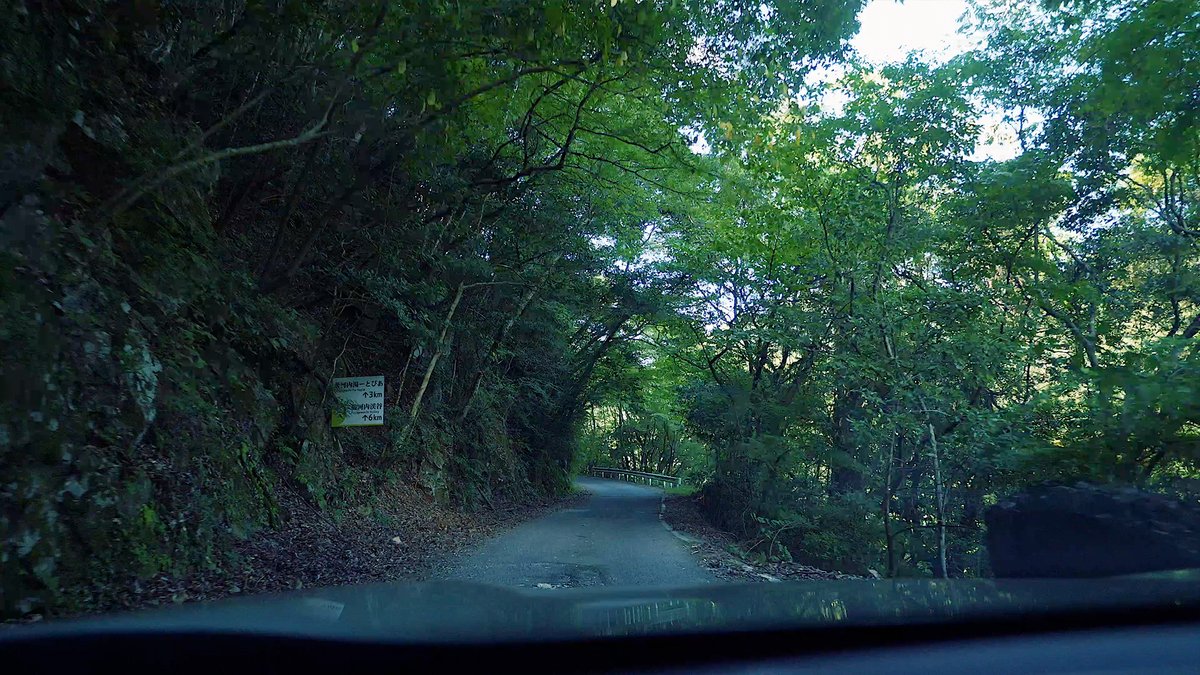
27,485,587,622
661,493,862,583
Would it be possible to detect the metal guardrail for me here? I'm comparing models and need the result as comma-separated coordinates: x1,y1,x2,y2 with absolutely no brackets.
587,466,681,488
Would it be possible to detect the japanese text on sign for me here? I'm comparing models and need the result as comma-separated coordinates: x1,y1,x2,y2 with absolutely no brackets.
331,375,385,427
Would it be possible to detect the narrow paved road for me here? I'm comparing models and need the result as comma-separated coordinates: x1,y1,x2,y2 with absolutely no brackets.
444,477,714,588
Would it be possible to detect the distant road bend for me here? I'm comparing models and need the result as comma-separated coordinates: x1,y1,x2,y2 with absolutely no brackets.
444,477,714,588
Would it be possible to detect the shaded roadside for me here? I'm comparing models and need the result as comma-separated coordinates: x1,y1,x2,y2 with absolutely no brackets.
661,493,862,583
14,486,584,623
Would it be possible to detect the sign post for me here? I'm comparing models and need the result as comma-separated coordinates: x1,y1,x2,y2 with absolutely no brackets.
330,375,385,427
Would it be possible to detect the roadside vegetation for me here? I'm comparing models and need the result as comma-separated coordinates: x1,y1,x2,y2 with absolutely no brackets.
2,0,1197,617
575,0,1200,577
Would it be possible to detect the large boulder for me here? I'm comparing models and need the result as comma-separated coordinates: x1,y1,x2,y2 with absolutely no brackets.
986,483,1200,577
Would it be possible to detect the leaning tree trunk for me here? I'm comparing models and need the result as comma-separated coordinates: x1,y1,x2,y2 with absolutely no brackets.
455,267,552,424
883,434,899,577
397,282,465,447
919,396,949,579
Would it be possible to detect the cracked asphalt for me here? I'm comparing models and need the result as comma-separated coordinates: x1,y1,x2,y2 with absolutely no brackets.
442,477,715,588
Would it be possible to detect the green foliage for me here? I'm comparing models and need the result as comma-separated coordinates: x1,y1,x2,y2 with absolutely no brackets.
3,0,1196,619
610,0,1200,579
1,0,871,617
663,484,698,497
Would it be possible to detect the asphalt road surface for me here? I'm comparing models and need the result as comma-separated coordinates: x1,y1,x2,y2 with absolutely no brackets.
444,477,715,588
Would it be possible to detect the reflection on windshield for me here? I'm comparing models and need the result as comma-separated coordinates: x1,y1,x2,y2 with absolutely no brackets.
51,578,1200,640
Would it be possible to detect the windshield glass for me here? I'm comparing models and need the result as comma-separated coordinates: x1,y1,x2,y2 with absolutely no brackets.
2,0,1198,629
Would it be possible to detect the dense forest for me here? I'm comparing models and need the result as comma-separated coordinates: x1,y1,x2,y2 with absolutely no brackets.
1,0,1197,616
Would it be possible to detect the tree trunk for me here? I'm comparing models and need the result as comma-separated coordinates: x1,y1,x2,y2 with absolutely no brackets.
559,311,633,416
456,268,551,423
923,412,949,579
397,282,465,447
256,139,323,283
829,386,865,494
883,434,898,577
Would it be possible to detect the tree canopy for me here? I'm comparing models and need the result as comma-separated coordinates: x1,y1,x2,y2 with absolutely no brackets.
1,0,1198,615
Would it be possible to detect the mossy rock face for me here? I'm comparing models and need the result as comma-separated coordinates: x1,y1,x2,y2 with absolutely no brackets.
1,1,600,619
0,126,290,615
